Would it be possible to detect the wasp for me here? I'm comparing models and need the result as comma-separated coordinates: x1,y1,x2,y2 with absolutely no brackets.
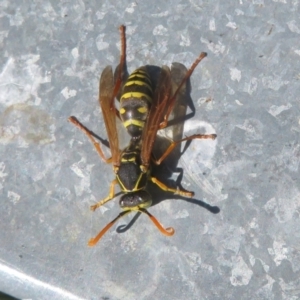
68,25,216,246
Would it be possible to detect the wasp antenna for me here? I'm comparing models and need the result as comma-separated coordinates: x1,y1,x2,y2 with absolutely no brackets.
139,208,175,236
88,210,131,247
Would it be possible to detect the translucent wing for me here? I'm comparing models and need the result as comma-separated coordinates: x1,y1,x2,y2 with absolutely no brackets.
99,66,120,167
140,66,172,168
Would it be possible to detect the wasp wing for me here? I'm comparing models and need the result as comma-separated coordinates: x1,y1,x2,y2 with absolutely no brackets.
140,66,172,168
99,66,120,167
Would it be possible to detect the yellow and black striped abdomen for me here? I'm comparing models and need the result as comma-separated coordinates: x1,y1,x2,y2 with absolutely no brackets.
120,67,153,139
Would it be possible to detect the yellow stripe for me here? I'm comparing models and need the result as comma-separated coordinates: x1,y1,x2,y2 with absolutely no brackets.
121,92,152,103
123,119,144,128
124,80,152,92
137,106,148,113
121,156,136,162
132,69,147,75
120,108,126,115
128,73,151,85
117,175,126,191
117,175,143,192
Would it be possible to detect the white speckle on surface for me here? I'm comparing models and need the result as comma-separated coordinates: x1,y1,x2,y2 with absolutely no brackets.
25,54,40,65
70,158,89,178
226,22,238,29
99,205,109,214
151,11,169,17
244,77,258,95
70,158,94,196
8,191,21,204
235,99,243,105
294,49,300,56
248,173,257,177
0,55,50,106
61,87,77,99
184,252,202,273
180,33,190,46
153,25,168,36
249,218,258,229
221,225,245,254
96,34,109,50
235,119,263,140
227,85,235,95
268,239,288,266
264,198,277,213
201,38,226,54
255,275,275,298
125,2,137,13
249,254,255,266
9,10,24,26
0,162,8,178
230,68,241,82
267,103,292,117
71,48,79,59
95,11,105,20
184,120,211,133
39,214,45,223
230,256,253,286
252,0,264,4
287,20,300,33
173,209,189,219
125,25,138,35
235,9,244,15
261,261,270,273
262,76,289,91
209,19,216,31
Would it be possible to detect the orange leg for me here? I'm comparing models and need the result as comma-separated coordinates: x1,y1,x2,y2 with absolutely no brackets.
160,52,207,129
154,133,217,165
150,176,194,197
68,116,112,163
88,210,130,246
88,208,174,247
90,179,118,211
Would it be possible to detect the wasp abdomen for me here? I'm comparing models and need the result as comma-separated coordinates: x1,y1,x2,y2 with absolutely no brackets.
120,67,153,138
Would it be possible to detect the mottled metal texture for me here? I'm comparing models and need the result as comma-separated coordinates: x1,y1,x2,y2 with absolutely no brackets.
0,0,299,299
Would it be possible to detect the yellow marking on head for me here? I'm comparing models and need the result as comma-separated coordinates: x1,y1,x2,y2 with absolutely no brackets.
137,106,148,114
121,156,136,163
120,108,126,115
121,92,152,103
123,119,144,128
124,80,152,92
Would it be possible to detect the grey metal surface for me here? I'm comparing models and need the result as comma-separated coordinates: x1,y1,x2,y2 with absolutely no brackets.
1,1,299,299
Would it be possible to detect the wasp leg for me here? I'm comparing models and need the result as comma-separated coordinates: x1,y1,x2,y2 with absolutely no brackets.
88,210,130,246
139,208,175,236
150,176,194,197
160,52,207,129
68,116,112,164
153,133,217,165
90,179,118,211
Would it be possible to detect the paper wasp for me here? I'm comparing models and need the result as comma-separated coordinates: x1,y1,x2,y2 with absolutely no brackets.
68,25,216,246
